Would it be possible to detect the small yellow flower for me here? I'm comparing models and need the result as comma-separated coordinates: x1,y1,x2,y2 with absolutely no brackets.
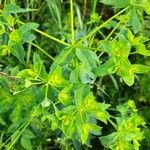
58,90,71,105
61,115,70,126
9,30,21,43
49,74,62,86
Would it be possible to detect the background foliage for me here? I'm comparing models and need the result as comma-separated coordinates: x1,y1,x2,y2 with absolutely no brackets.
0,0,150,149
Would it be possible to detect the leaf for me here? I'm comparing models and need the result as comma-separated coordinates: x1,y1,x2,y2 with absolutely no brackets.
141,0,150,15
100,0,130,8
21,136,33,150
0,45,11,56
0,115,6,126
23,129,35,139
58,106,77,137
17,69,37,79
41,98,51,107
116,58,131,77
93,58,115,76
58,87,72,106
81,123,101,144
129,8,141,34
3,4,37,14
122,74,134,86
75,48,99,84
9,29,22,46
76,48,98,70
33,53,48,80
11,43,25,64
95,110,110,124
117,34,131,58
0,24,5,35
74,84,91,106
78,63,96,84
92,102,110,123
11,130,20,144
8,122,21,133
136,44,150,56
100,132,118,147
19,23,39,43
25,79,32,88
0,76,10,89
48,66,68,87
46,114,59,130
49,47,74,73
19,23,39,32
132,64,150,74
22,32,36,43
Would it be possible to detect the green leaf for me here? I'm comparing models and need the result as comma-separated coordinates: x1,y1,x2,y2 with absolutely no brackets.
76,48,99,70
11,43,25,64
0,115,6,126
49,48,74,73
78,63,96,84
58,106,77,137
19,23,39,43
81,123,101,144
95,110,110,124
21,136,33,150
58,86,72,106
91,102,110,123
23,129,35,139
132,64,150,74
25,79,32,88
100,0,130,8
0,45,11,56
116,59,131,77
9,30,22,46
0,23,5,35
11,130,20,144
48,66,68,87
141,0,150,15
8,122,21,133
122,74,134,86
116,34,131,58
19,23,39,31
129,8,141,34
47,114,59,130
75,48,98,83
17,69,37,79
100,133,118,147
41,98,51,107
136,44,150,56
93,58,115,76
74,84,91,106
33,53,48,80
61,115,76,138
3,4,37,14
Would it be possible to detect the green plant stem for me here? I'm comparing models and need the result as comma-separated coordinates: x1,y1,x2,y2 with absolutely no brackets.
75,57,78,82
45,83,49,98
76,7,129,46
7,118,32,150
98,20,122,58
34,29,70,46
18,20,70,47
57,47,73,65
108,118,118,130
26,43,32,64
77,46,97,51
70,0,75,46
28,42,55,61
1,105,40,149
0,122,27,149
106,20,122,41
